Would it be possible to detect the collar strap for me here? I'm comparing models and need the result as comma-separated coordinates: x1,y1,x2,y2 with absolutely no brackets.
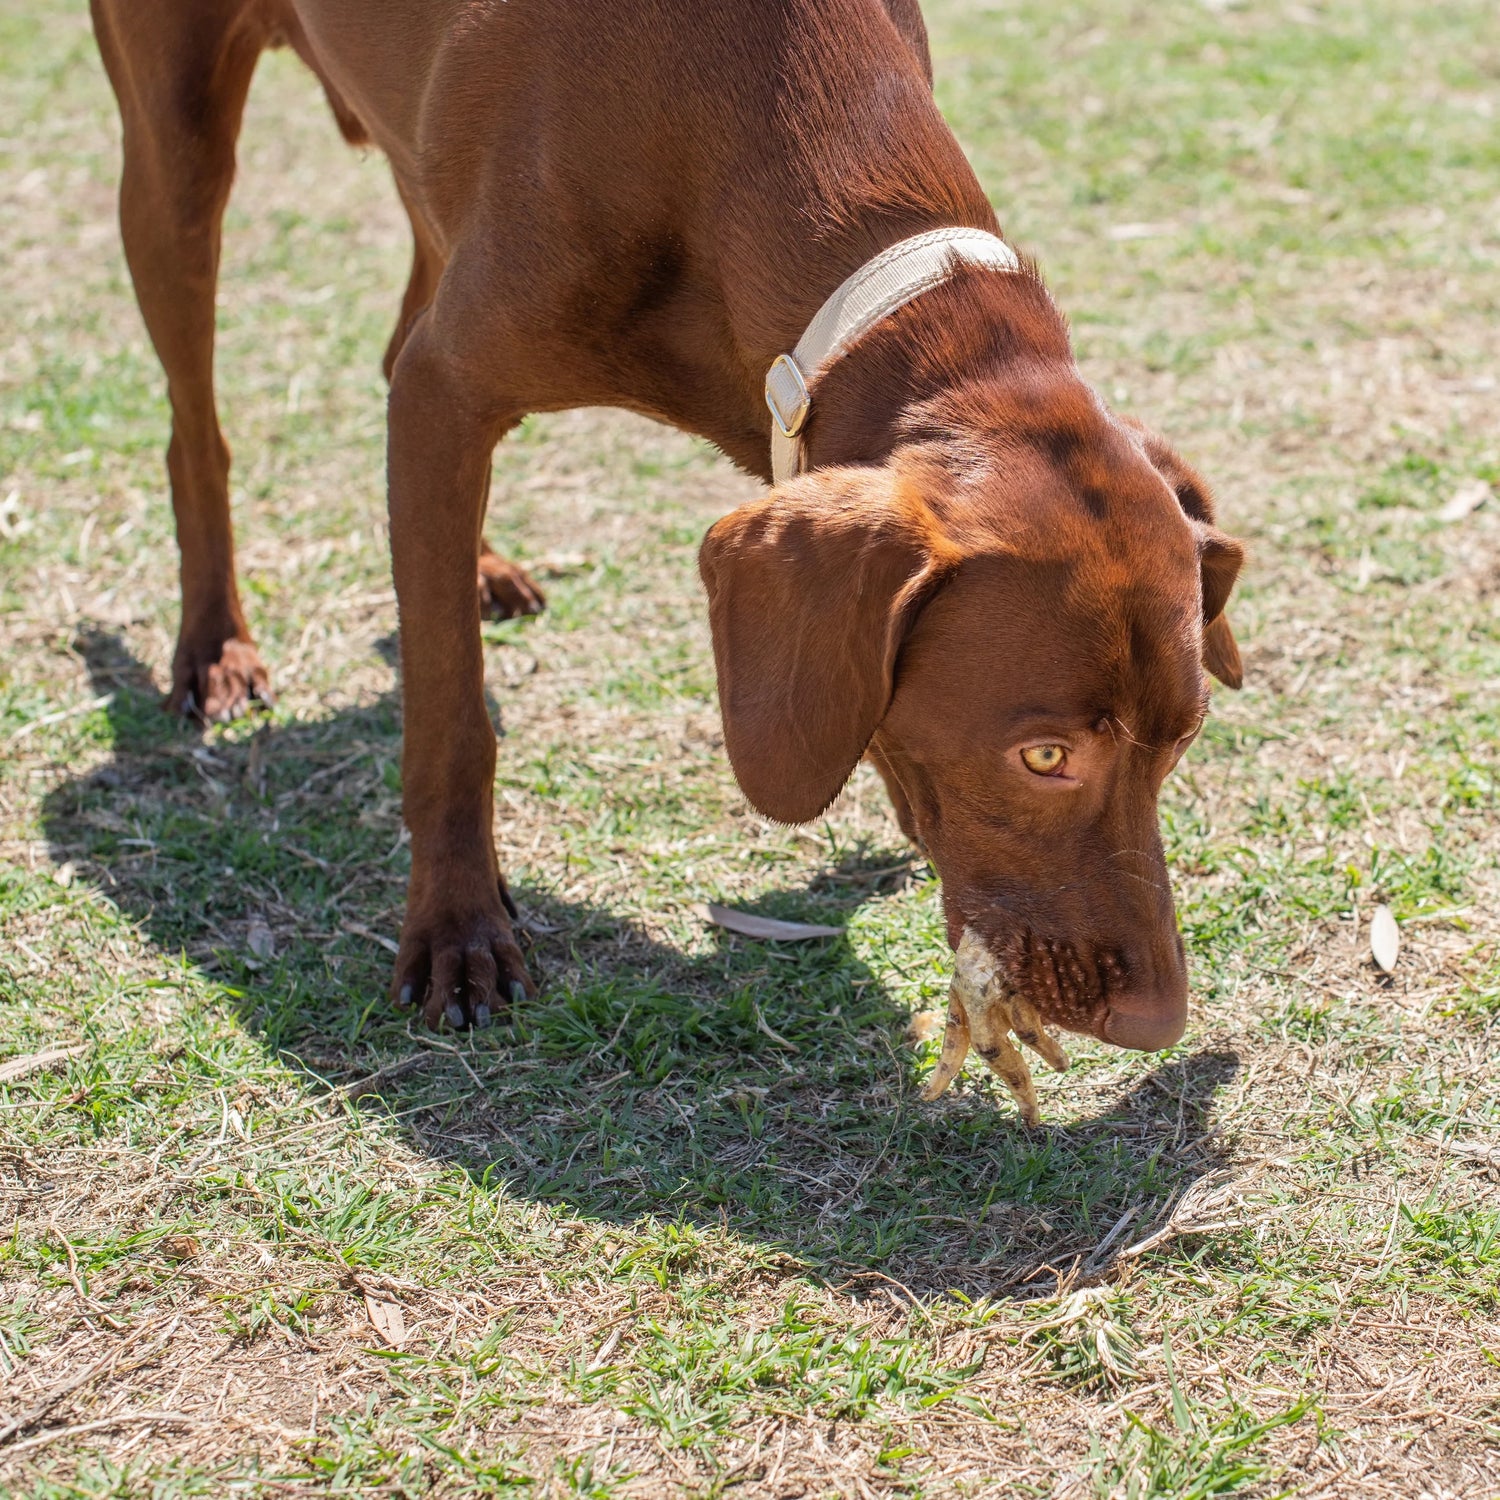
765,227,1020,485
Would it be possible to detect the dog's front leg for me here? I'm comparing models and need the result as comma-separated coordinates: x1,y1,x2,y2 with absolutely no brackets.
385,323,533,1028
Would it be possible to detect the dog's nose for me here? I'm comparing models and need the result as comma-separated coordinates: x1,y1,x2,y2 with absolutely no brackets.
1102,994,1186,1051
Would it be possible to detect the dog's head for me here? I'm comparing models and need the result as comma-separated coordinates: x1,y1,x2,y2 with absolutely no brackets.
699,379,1243,1052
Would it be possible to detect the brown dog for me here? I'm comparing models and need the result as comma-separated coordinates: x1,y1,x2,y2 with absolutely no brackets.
90,0,1243,1048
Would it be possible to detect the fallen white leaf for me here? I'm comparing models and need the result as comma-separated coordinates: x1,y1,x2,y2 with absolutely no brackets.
0,1044,87,1083
1369,904,1400,973
1106,221,1176,241
1437,479,1491,522
588,1324,625,1371
699,903,842,941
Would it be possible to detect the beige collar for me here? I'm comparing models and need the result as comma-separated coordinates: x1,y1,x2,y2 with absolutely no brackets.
765,227,1020,485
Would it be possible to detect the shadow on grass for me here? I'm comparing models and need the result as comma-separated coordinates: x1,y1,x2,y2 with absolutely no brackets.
43,627,1238,1299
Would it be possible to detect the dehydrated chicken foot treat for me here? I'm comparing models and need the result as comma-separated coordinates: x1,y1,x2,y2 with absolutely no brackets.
920,928,1071,1124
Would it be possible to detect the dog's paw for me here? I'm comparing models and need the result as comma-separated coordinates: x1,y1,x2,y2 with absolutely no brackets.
169,636,274,723
390,892,534,1031
477,550,546,620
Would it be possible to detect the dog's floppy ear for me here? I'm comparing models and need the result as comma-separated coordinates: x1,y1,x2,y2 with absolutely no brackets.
1197,531,1245,688
1120,419,1245,688
699,465,958,823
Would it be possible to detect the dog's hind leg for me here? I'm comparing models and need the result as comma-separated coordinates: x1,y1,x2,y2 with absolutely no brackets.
90,0,272,720
383,189,546,623
476,489,547,620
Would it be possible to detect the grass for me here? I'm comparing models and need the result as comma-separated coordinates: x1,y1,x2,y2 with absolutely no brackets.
2,0,1498,1494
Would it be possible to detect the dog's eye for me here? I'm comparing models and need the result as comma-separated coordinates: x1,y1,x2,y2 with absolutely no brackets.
1170,727,1201,769
1021,744,1067,776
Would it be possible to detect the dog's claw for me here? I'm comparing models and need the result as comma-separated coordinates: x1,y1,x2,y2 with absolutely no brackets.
390,903,534,1030
509,979,527,1008
477,552,547,620
170,637,274,723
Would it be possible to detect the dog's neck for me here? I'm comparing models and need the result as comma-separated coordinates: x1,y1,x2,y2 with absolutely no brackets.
744,254,1076,484
633,0,1081,484
704,106,1076,483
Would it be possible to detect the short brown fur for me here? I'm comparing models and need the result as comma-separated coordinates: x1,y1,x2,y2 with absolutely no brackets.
89,0,1243,1046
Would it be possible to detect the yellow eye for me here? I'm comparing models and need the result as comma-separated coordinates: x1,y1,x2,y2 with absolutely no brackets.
1021,744,1068,776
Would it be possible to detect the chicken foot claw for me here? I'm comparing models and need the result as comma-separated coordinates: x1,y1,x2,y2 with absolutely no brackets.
919,989,971,1101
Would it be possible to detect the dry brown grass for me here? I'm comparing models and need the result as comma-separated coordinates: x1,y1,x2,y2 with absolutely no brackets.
2,0,1498,1495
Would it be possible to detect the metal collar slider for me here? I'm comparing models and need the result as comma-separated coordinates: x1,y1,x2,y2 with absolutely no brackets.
765,354,812,439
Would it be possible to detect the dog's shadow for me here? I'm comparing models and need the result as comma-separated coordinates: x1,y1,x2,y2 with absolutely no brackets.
42,626,1239,1300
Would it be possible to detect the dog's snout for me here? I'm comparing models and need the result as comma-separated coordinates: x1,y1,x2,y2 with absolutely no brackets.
1101,992,1187,1051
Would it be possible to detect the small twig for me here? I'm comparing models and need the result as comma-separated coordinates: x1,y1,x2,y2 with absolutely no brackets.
328,1053,431,1101
831,1268,930,1322
3,1411,199,1457
1428,1136,1500,1167
750,1000,799,1053
341,922,400,956
50,1221,107,1314
6,693,113,743
0,1323,177,1447
415,1034,486,1090
0,1350,117,1447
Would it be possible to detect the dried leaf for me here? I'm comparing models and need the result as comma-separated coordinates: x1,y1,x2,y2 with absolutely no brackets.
246,920,276,961
533,551,589,578
1369,904,1400,973
1429,1136,1500,1168
52,861,75,888
363,1292,407,1348
1106,221,1176,241
700,904,842,941
1437,479,1491,522
588,1324,625,1371
905,1010,945,1044
0,1044,86,1083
